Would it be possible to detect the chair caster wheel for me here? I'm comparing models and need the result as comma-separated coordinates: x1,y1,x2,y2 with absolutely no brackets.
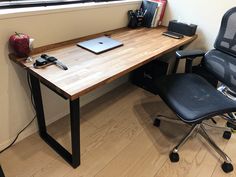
227,121,236,130
169,152,179,162
223,131,231,140
153,119,161,127
222,162,234,173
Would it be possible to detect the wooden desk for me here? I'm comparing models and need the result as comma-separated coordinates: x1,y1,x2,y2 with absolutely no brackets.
9,27,197,168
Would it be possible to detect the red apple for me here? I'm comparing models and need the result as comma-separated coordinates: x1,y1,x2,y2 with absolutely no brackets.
9,32,30,57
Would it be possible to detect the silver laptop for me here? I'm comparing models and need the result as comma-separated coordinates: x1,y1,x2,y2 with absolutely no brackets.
77,36,123,54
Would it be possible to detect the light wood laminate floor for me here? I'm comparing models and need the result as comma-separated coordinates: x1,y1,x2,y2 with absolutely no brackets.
0,83,235,177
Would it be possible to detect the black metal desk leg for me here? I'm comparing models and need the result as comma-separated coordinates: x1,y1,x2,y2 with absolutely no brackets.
29,73,81,168
29,73,46,136
70,99,81,168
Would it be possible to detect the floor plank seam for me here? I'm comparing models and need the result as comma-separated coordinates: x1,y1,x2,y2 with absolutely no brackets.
153,157,169,177
93,129,145,177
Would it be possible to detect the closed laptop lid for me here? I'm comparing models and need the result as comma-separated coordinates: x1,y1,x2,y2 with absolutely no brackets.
77,36,123,54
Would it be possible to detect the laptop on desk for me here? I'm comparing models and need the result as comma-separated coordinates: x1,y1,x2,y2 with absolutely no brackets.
77,36,123,54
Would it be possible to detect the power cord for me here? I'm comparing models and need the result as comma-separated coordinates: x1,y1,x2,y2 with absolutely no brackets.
0,72,36,154
0,115,36,154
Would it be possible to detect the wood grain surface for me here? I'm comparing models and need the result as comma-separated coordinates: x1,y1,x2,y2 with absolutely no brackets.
9,27,197,100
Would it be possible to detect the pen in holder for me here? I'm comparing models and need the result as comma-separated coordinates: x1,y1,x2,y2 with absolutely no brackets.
127,9,145,28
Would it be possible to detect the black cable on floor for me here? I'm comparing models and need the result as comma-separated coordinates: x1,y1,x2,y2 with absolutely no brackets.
0,72,36,154
0,115,36,154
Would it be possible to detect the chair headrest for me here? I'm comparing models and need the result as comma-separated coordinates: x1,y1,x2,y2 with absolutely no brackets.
214,7,236,58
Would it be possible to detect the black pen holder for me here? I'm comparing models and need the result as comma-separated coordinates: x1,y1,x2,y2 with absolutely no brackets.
127,10,144,28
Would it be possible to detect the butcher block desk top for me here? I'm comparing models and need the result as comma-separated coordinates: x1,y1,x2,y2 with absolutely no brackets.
9,27,197,100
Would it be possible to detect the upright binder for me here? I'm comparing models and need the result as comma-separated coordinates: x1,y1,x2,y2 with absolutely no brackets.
141,0,159,27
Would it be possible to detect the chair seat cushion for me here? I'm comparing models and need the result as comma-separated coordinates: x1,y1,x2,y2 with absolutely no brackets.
155,73,236,123
204,49,236,92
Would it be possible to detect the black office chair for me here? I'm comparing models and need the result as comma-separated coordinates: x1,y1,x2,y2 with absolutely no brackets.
153,7,236,173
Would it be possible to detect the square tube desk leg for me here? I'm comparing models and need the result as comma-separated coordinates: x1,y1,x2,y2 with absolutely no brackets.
70,99,81,167
29,75,46,136
29,73,80,168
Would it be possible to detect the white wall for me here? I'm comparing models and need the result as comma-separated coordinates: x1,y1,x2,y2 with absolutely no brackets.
0,1,140,150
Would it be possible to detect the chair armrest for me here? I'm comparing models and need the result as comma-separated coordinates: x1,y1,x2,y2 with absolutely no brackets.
176,50,206,59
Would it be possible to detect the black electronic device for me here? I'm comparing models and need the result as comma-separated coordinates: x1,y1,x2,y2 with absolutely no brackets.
167,20,197,36
34,54,68,70
41,54,68,70
162,31,184,39
35,57,48,66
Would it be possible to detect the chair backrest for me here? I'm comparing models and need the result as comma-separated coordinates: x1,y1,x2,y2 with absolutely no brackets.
214,7,236,58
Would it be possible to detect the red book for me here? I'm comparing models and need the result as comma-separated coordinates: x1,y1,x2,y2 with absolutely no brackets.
153,0,167,26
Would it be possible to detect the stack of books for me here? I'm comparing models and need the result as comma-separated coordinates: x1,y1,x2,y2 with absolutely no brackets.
141,0,167,28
